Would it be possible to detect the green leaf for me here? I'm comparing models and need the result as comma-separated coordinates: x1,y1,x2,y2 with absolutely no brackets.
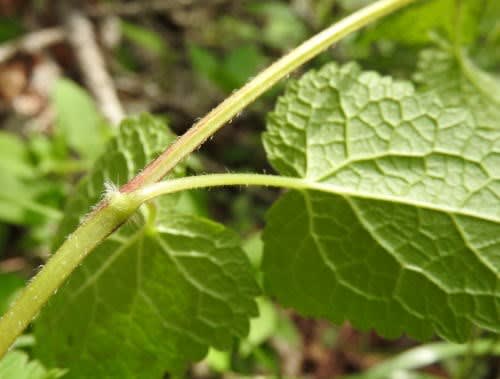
239,297,277,356
0,132,35,179
204,348,231,373
0,131,36,224
262,62,500,342
35,114,258,377
0,132,55,225
52,79,110,161
247,2,308,50
0,176,37,225
210,16,261,46
121,21,170,58
414,47,500,128
479,0,500,41
219,45,267,92
189,44,220,84
35,214,258,377
189,44,267,93
360,0,482,45
0,350,66,379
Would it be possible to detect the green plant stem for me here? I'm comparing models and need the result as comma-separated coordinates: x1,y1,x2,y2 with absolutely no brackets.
456,327,480,379
346,339,500,379
135,174,312,202
133,174,499,223
121,0,418,192
0,193,142,358
0,0,418,358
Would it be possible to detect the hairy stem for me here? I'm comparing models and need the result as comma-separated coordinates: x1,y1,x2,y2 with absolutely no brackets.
121,0,418,192
128,173,498,223
0,0,417,357
135,174,313,202
0,193,142,357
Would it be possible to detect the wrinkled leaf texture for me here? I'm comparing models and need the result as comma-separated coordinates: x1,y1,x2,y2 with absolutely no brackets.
262,62,499,342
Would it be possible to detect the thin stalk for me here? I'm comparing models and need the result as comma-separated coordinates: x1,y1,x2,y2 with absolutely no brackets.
456,327,480,379
120,0,418,192
0,0,417,357
135,174,313,202
132,174,500,224
347,339,500,379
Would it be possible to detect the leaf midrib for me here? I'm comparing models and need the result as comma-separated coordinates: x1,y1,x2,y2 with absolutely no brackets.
298,178,500,224
140,173,500,226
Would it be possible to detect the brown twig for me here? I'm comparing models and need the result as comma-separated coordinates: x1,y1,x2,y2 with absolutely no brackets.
65,9,125,125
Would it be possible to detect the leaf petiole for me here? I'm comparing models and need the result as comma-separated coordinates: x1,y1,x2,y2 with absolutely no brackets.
131,173,500,224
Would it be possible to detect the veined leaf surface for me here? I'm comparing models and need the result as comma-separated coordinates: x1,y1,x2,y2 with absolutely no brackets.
35,115,258,377
262,62,500,342
415,47,500,129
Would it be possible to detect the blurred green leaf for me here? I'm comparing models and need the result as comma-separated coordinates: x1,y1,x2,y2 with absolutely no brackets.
0,132,55,225
121,21,170,58
204,348,231,373
273,311,300,349
0,350,66,379
213,16,260,45
52,79,110,161
0,18,24,43
175,190,209,218
360,0,483,45
240,297,277,357
0,132,35,179
189,44,266,92
220,45,267,92
248,2,308,49
312,0,337,27
28,134,85,176
479,0,500,43
0,176,36,225
243,233,263,269
188,44,220,84
114,44,140,72
338,0,375,11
